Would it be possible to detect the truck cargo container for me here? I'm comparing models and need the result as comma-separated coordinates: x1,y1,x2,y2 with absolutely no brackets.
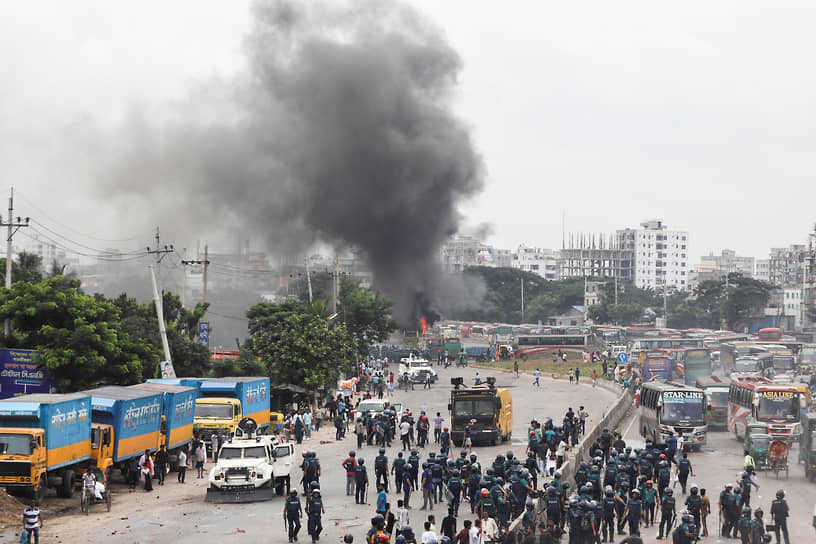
129,383,196,470
0,393,92,498
195,377,270,445
84,386,163,472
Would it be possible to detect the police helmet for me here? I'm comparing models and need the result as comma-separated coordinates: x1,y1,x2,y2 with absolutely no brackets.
495,455,505,463
506,450,514,459
590,466,599,473
605,488,614,497
690,485,698,495
681,513,691,523
379,448,385,455
521,469,530,478
579,461,588,470
725,483,733,489
402,526,413,536
578,500,589,510
569,496,579,506
526,500,534,510
395,537,405,544
625,447,633,454
742,471,749,478
358,459,365,466
743,506,752,515
310,481,319,489
528,451,535,457
664,488,673,497
470,454,477,462
312,488,321,495
776,489,785,499
589,500,598,509
629,453,637,461
547,486,558,496
631,488,640,496
486,468,494,476
610,449,618,457
554,470,562,479
754,507,763,517
422,462,428,469
561,482,570,489
344,535,354,544
290,489,298,496
496,477,504,485
411,450,418,455
460,450,467,457
349,450,356,457
451,469,460,477
439,538,451,544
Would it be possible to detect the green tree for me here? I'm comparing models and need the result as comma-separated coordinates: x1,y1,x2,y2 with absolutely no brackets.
338,277,398,359
247,300,357,392
0,277,148,391
0,251,44,285
587,281,661,325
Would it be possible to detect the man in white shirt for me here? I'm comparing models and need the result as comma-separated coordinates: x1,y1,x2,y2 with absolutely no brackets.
469,518,484,544
394,499,409,536
400,420,411,451
481,515,499,543
556,439,569,468
421,521,438,544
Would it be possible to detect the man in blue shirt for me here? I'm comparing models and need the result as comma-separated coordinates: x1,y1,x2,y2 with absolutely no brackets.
376,483,387,515
665,432,678,464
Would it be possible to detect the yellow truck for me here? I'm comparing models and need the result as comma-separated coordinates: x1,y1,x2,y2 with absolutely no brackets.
448,377,513,447
194,377,270,447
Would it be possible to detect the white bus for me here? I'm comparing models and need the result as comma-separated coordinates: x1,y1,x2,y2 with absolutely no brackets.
639,381,708,450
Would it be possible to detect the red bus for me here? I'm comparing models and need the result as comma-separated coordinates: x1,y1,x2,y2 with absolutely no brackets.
757,328,783,342
728,378,805,440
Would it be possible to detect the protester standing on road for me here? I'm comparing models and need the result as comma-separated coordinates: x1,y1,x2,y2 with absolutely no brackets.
195,440,206,478
22,500,42,544
139,449,154,491
128,455,140,491
434,412,443,444
514,360,519,378
344,451,358,496
592,369,598,388
575,367,581,383
211,431,220,463
304,410,313,440
533,369,541,388
155,445,168,485
177,446,188,483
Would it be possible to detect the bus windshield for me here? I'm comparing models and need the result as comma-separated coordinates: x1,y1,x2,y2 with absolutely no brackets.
706,388,729,408
773,357,794,371
661,392,705,426
801,348,816,365
757,394,799,422
452,399,496,418
735,358,760,373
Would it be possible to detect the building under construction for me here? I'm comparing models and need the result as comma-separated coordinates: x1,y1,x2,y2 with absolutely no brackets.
560,232,634,281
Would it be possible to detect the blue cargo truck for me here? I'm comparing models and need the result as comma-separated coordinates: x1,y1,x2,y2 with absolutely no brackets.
129,383,196,470
0,393,92,499
83,386,163,477
194,377,270,446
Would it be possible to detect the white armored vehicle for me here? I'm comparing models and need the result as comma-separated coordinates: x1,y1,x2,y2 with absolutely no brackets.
206,418,296,502
399,353,438,384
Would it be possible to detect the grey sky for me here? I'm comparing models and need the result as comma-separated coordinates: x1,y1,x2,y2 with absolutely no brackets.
3,1,815,264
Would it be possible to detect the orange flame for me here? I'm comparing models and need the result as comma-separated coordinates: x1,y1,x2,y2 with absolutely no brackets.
420,317,428,336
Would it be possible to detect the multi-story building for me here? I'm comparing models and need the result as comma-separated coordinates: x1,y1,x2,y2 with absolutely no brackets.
511,245,559,280
440,235,495,273
767,245,807,287
616,219,690,291
559,232,634,281
754,259,771,284
693,249,755,284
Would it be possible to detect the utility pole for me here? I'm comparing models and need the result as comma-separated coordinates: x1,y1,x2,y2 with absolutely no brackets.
520,277,525,324
330,255,340,315
147,227,175,377
305,256,313,304
1,188,30,338
181,245,210,309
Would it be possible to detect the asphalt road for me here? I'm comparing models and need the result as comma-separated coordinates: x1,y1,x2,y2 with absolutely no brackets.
620,408,816,543
16,364,616,544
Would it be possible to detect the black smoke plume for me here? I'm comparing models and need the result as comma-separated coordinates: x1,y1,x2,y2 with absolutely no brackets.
102,0,484,323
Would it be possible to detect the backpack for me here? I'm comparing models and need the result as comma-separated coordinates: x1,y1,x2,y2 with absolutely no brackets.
687,495,701,514
678,458,691,473
722,493,736,508
375,456,388,471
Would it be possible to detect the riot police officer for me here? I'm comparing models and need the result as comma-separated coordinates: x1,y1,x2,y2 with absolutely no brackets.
770,489,790,544
656,487,676,540
284,489,302,543
307,488,325,543
375,448,389,492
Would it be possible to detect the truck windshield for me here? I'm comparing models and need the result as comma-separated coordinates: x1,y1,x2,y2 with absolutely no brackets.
196,403,233,419
706,389,729,408
0,434,33,455
452,399,496,418
735,359,759,373
773,357,794,371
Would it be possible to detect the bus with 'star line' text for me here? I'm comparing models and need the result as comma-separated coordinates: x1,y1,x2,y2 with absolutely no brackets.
639,381,707,450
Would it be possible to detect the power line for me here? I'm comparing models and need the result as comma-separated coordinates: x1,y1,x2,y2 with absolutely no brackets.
30,219,145,256
13,188,142,243
21,229,149,262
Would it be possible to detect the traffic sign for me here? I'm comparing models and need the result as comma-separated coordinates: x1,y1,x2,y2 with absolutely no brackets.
199,321,210,346
617,352,628,364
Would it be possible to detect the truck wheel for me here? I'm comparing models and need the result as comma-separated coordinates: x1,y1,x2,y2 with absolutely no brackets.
32,479,46,501
62,470,75,499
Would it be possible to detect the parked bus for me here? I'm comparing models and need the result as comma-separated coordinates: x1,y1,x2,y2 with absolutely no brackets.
720,342,768,375
728,378,805,440
731,354,774,380
681,349,712,386
695,375,731,430
514,334,590,359
757,328,783,342
762,345,796,377
639,381,707,449
801,344,816,369
642,352,674,381
629,337,705,353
